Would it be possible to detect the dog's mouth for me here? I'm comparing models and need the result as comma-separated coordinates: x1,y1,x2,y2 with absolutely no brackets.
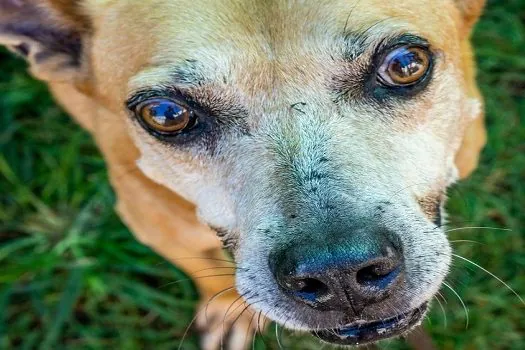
312,302,428,346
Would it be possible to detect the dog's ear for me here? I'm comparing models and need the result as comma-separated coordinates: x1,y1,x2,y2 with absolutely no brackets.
453,0,487,179
0,0,90,83
454,0,486,34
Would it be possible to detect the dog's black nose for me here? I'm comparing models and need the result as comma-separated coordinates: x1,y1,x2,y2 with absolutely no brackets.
270,233,403,312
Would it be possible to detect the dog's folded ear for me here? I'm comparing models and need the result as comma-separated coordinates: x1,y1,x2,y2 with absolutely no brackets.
453,0,487,179
454,0,486,33
0,0,90,83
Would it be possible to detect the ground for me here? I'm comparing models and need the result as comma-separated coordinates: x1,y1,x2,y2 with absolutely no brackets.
0,0,524,349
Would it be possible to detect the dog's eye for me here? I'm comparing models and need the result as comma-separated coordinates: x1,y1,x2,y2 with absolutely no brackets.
137,99,196,134
378,46,431,87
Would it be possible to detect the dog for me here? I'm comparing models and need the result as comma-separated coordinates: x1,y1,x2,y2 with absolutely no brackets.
0,0,487,348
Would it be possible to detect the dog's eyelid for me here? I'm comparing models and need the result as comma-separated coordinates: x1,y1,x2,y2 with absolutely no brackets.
125,87,195,111
341,32,432,65
374,34,431,57
126,89,164,109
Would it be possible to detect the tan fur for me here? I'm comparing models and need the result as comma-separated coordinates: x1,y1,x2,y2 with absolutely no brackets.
455,38,487,178
2,0,487,348
416,192,443,223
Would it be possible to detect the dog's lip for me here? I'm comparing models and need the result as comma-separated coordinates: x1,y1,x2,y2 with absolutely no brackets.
312,302,428,346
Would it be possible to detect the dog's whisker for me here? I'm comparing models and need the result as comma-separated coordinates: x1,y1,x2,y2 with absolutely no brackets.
434,220,500,232
271,316,292,350
204,286,236,323
449,239,484,245
176,284,233,350
257,309,273,347
261,310,271,332
171,257,236,264
252,310,263,350
177,302,209,350
176,319,197,350
243,310,258,350
256,313,268,348
227,298,268,349
191,266,240,276
432,219,491,231
445,226,511,233
275,323,285,350
277,316,293,349
159,273,235,288
256,309,263,335
155,256,236,267
220,292,253,350
231,302,253,330
436,290,448,305
452,253,525,305
258,308,275,347
433,294,448,329
442,281,469,329
247,304,273,348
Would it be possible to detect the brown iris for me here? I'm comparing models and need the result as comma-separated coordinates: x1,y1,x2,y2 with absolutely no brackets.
139,99,194,133
378,46,431,86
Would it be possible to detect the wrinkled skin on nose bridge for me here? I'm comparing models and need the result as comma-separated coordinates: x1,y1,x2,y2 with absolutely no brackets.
241,103,404,219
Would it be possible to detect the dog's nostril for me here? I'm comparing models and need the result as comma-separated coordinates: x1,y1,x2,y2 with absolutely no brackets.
356,262,401,288
297,278,328,294
283,276,327,293
281,277,331,305
357,264,386,282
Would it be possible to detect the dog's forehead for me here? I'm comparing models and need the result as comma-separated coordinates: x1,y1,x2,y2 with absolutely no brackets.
89,0,461,102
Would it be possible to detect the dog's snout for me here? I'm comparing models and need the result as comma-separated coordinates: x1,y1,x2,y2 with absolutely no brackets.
270,233,403,313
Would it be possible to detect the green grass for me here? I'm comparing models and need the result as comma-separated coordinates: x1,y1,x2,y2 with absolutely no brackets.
1,0,524,349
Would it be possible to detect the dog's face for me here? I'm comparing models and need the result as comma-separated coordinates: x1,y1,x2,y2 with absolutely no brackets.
1,0,485,345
